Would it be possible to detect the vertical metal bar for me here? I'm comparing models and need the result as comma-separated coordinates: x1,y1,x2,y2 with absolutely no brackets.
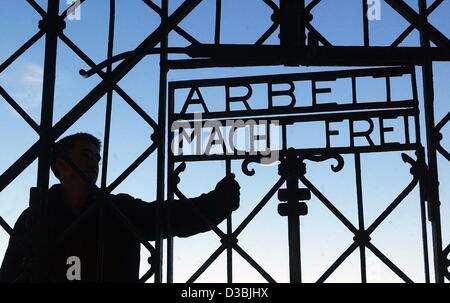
96,0,116,283
225,158,232,283
419,0,444,283
386,77,391,103
352,77,357,104
362,0,370,47
34,0,60,282
155,0,169,283
166,87,175,283
214,0,222,45
412,69,431,282
355,153,367,283
285,152,302,283
282,125,287,150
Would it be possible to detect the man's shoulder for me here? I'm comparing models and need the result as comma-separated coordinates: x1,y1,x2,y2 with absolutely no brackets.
11,208,31,231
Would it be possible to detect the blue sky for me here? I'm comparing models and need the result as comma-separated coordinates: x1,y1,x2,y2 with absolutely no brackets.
0,0,450,283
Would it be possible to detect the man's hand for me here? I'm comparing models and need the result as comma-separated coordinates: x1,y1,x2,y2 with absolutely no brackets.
214,174,240,212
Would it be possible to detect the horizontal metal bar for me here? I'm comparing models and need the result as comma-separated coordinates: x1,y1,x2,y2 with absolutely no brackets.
172,45,450,68
170,102,417,122
172,144,420,163
169,66,412,88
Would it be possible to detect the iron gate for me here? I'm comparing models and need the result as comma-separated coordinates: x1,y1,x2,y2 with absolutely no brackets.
0,0,449,283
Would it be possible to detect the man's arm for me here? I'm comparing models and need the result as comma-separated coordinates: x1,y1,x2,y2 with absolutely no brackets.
112,174,240,240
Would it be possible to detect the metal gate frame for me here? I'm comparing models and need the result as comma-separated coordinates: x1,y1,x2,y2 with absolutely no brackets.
0,0,449,283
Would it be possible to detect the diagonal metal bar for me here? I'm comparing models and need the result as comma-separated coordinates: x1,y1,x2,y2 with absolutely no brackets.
139,266,156,283
0,215,14,237
173,188,227,239
171,25,202,45
52,0,203,141
255,22,279,45
390,0,445,47
107,143,158,192
187,243,227,283
390,0,444,47
0,31,45,74
262,0,279,12
233,243,276,283
306,0,321,12
426,0,445,15
26,0,46,17
436,111,450,131
0,143,40,192
391,24,415,47
316,242,359,283
106,198,156,254
300,175,359,234
366,242,414,283
0,86,40,133
58,33,159,131
305,23,332,46
384,0,450,48
437,145,450,163
366,176,419,235
142,0,201,45
142,0,161,14
234,178,284,237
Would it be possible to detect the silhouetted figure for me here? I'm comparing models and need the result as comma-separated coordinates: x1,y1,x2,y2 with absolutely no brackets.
0,133,240,282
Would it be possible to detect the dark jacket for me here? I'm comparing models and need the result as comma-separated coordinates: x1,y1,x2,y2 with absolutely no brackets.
0,184,231,283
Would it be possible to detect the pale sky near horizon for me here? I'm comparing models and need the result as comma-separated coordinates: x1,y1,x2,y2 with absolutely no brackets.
0,0,450,283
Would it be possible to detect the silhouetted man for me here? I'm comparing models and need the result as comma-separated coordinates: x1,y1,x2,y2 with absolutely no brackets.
0,133,240,282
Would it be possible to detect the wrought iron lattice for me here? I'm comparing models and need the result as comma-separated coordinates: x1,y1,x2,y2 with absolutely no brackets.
0,0,449,283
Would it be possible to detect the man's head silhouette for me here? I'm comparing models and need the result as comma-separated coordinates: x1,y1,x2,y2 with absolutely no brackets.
51,132,101,186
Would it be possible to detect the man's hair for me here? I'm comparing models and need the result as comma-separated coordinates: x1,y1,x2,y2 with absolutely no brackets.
50,132,101,180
